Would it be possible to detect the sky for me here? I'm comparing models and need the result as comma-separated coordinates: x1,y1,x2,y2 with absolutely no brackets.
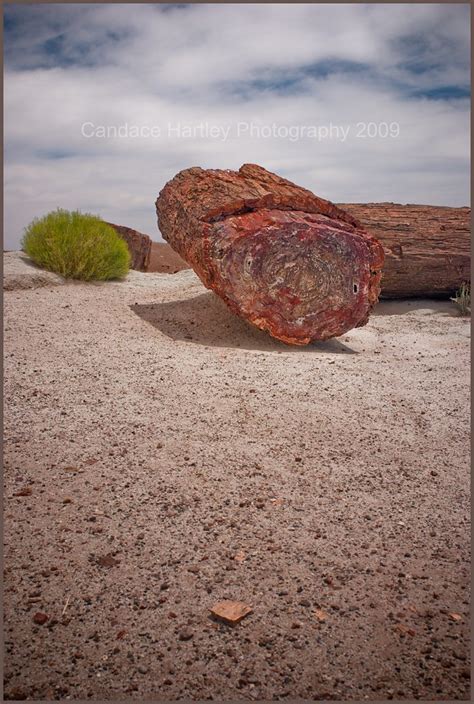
4,3,471,248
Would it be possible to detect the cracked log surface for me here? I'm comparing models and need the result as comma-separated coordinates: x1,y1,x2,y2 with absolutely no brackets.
156,164,384,345
340,203,471,299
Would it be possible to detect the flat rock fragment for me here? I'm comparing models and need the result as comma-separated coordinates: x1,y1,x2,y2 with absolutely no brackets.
209,600,253,625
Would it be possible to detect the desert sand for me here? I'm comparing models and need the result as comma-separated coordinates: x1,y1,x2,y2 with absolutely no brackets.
3,252,471,701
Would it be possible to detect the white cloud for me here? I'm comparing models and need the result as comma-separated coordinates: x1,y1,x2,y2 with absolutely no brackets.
4,3,470,249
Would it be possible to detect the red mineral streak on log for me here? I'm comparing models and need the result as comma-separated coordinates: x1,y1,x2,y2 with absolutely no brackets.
156,165,384,345
338,203,471,298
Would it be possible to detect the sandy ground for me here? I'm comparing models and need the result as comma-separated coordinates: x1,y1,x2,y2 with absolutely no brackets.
3,254,471,701
3,251,66,290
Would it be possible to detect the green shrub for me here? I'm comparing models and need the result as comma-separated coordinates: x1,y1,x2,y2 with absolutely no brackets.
451,282,471,316
21,209,130,281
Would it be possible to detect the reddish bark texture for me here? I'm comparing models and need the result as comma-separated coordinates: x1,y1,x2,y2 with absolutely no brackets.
156,164,383,345
106,222,152,272
156,164,384,345
339,203,471,298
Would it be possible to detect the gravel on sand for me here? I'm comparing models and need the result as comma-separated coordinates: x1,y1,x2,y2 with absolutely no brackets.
4,258,471,701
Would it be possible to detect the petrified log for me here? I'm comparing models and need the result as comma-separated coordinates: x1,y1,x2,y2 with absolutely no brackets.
106,222,152,271
156,164,384,345
339,203,471,298
153,197,470,298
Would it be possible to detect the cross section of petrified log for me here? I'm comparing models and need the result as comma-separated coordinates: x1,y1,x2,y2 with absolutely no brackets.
156,164,384,344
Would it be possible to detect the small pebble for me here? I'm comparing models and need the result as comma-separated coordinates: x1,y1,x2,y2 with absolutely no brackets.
178,629,193,641
33,612,48,625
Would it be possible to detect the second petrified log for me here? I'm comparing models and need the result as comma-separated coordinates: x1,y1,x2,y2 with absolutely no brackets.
106,222,152,271
156,164,384,345
339,203,471,298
